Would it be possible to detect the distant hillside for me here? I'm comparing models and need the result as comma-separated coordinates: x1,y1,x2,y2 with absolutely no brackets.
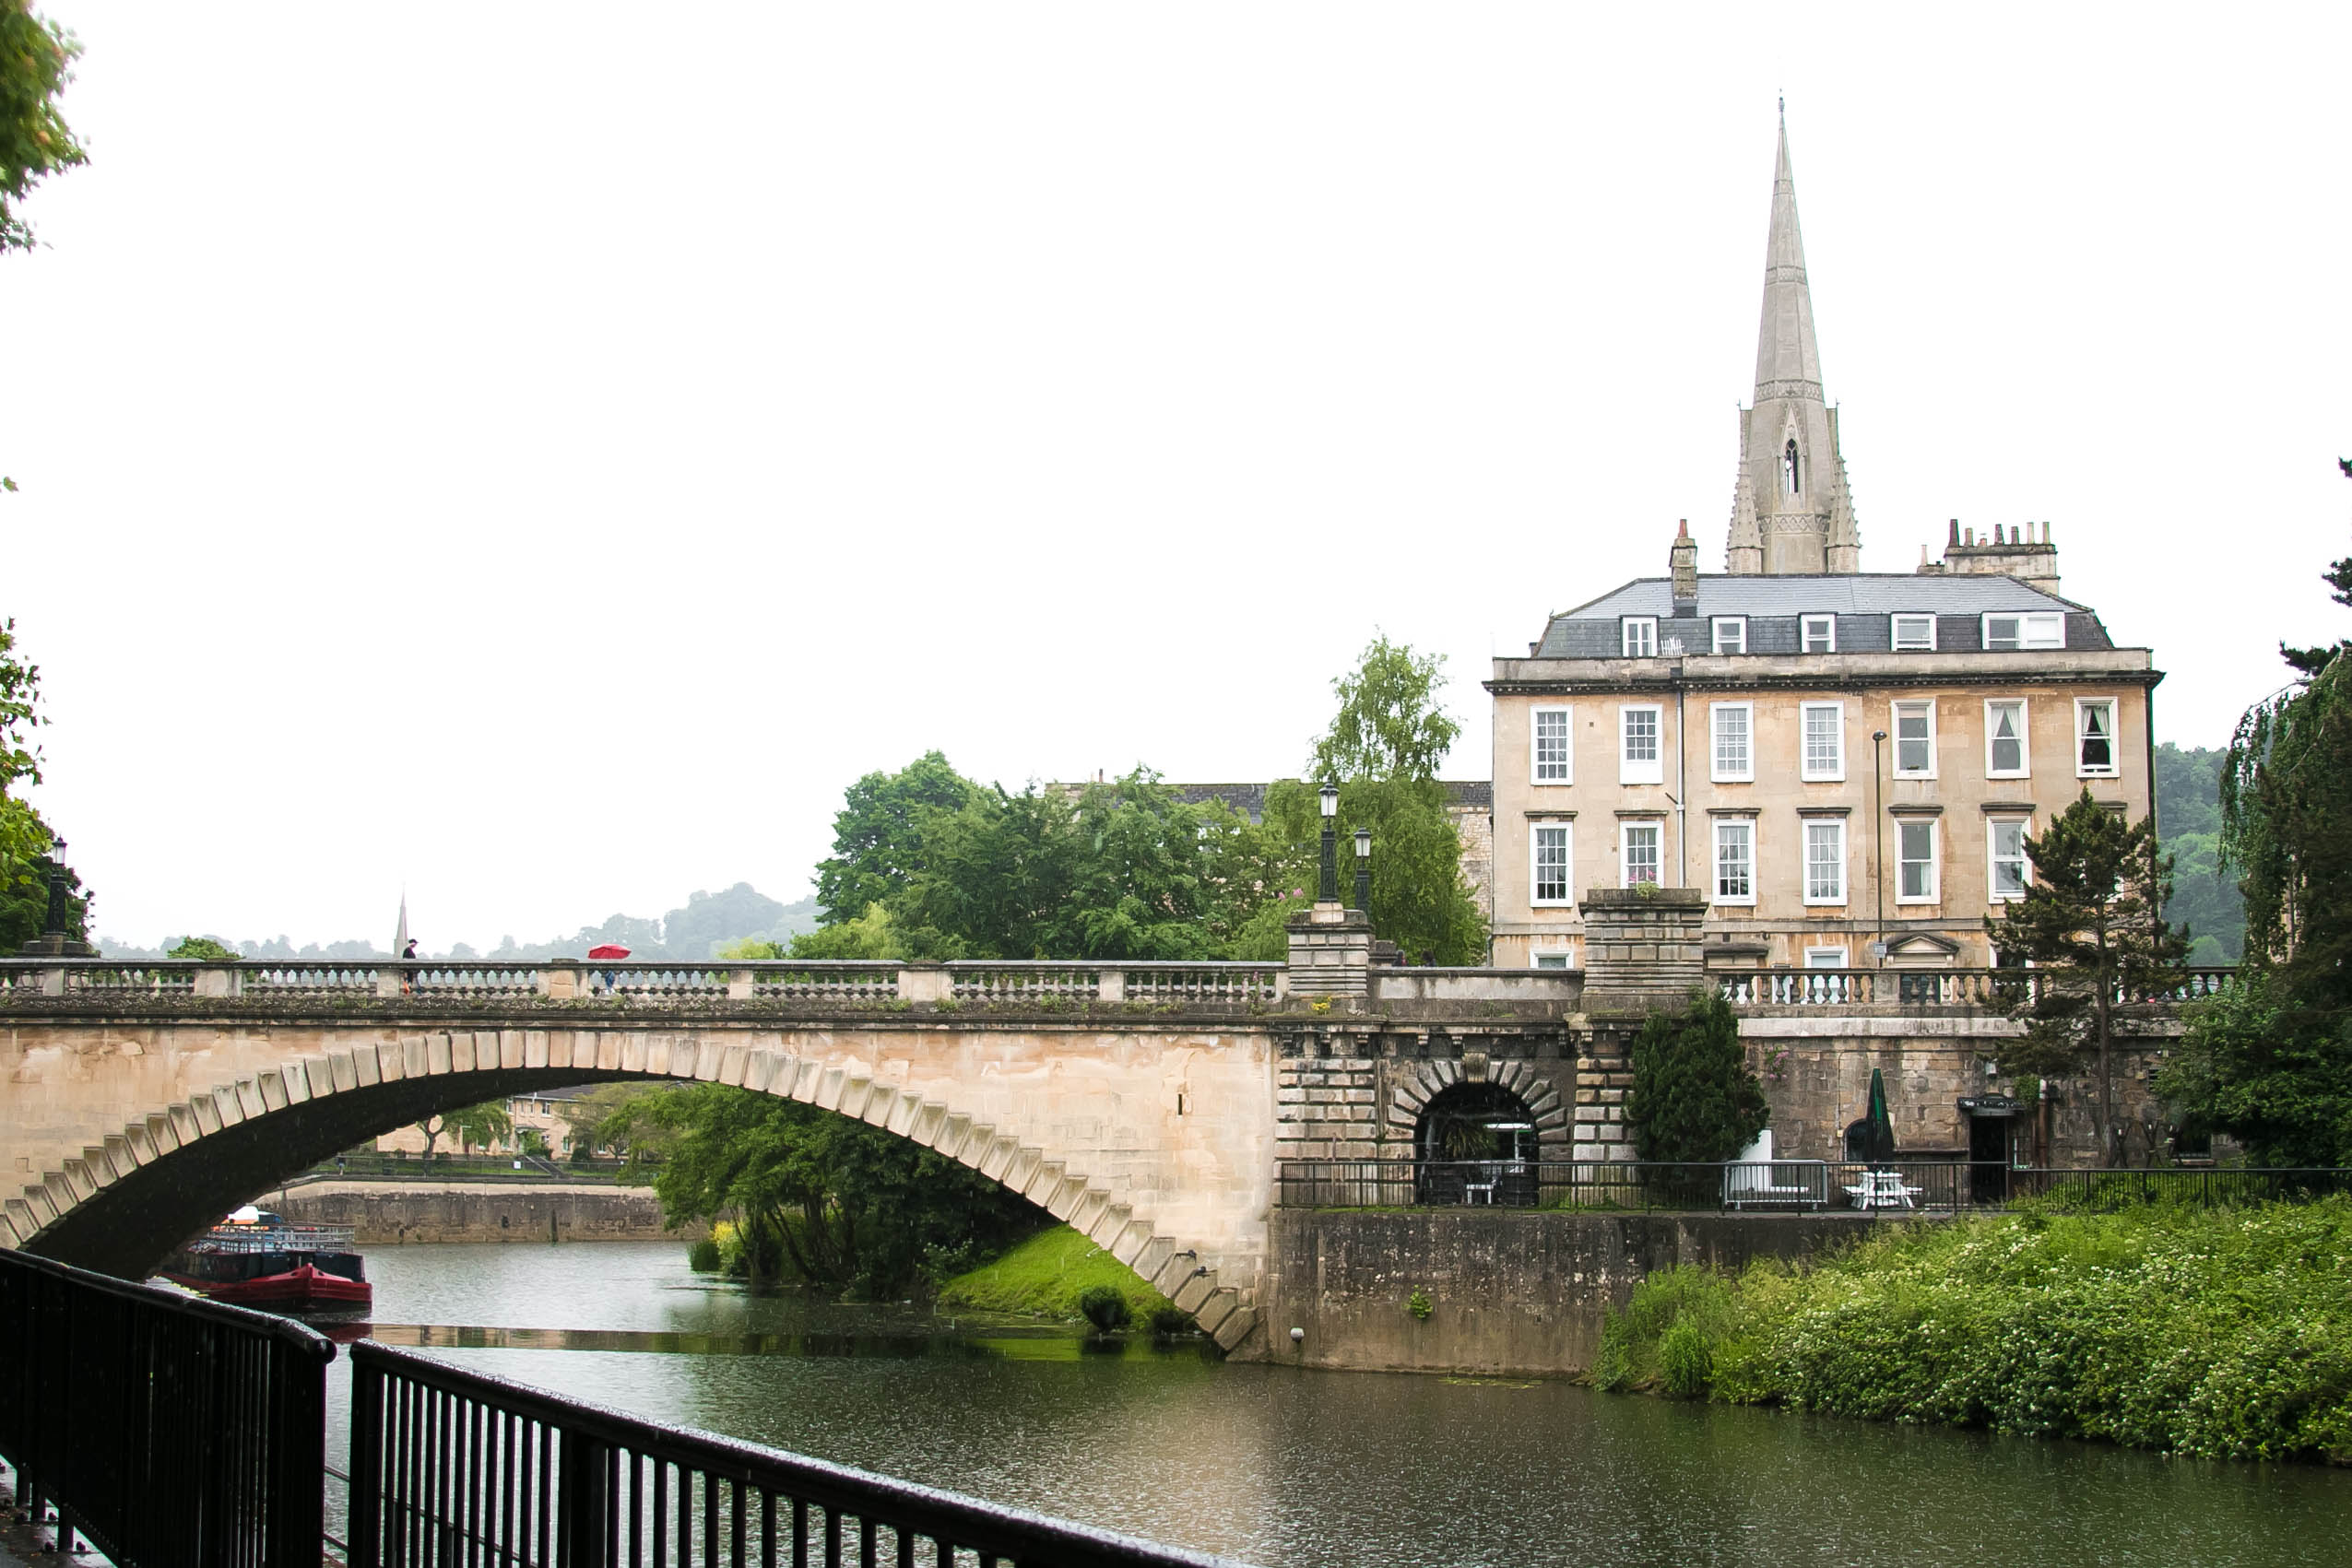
2157,744,2244,964
98,883,821,963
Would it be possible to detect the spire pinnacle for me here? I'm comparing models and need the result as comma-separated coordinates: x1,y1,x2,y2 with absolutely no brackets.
1754,109,1823,405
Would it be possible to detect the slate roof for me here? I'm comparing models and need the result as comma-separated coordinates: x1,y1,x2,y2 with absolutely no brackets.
1531,574,2118,659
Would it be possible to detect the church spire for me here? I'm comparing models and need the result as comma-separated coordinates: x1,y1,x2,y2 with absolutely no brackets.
1724,105,1860,575
1753,107,1823,407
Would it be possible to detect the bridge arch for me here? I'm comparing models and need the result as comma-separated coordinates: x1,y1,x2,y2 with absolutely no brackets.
8,1028,1261,1350
1382,1058,1571,1156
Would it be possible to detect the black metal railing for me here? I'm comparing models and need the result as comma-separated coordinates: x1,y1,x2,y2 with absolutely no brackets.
1275,1158,1978,1212
348,1341,1240,1568
0,1247,334,1568
2006,1166,2352,1209
1276,1160,2352,1214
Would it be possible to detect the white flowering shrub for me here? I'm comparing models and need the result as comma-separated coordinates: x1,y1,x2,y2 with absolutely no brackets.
1596,1199,2352,1461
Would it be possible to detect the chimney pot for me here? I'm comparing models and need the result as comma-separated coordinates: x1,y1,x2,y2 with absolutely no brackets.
1947,518,1960,547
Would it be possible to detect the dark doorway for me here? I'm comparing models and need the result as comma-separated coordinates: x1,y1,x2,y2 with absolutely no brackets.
1966,1112,2010,1203
1414,1081,1538,1207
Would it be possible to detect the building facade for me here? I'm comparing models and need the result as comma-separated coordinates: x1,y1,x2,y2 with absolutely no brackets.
1486,116,2158,973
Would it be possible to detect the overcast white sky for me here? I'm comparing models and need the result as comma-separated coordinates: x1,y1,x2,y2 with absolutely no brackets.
6,5,2347,952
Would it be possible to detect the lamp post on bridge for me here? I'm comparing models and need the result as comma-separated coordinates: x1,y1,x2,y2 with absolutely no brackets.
16,838,93,958
1353,828,1372,917
1317,783,1340,904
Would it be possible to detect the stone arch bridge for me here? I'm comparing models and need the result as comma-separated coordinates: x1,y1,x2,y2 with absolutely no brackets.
1,907,2225,1357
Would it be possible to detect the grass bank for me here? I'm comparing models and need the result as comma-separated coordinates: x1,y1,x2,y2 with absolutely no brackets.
936,1225,1174,1323
1596,1197,2352,1463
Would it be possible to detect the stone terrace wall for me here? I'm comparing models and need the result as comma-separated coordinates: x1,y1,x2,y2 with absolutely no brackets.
1244,1208,1876,1375
278,1181,703,1245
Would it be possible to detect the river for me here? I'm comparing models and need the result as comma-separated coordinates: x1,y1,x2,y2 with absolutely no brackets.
322,1241,2350,1567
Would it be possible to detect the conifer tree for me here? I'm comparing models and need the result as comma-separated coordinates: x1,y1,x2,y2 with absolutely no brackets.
1625,989,1769,1167
1986,790,2188,1166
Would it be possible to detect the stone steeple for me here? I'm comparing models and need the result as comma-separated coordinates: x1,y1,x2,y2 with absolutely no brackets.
1725,108,1861,575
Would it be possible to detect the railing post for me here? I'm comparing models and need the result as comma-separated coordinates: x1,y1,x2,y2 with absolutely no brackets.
38,965,65,996
375,967,406,1000
896,963,949,1004
349,1348,384,1568
193,962,242,998
270,1337,331,1568
541,962,584,1000
727,967,755,1000
559,1432,611,1568
1095,968,1125,1003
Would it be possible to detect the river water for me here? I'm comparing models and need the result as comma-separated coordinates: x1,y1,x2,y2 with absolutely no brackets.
323,1241,2350,1567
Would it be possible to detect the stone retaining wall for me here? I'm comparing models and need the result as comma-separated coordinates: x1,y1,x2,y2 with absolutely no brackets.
1242,1207,1876,1376
276,1181,704,1245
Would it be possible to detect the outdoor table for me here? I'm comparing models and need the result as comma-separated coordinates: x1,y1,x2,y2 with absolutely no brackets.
1844,1170,1920,1210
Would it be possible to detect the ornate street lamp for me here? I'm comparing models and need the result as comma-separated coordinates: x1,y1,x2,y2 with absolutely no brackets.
1353,828,1372,915
42,838,72,938
1317,784,1340,903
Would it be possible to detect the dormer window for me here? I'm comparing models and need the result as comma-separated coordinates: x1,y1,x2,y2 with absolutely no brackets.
1983,612,2064,651
1783,439,1801,495
1622,617,1658,658
1801,614,1837,654
1711,616,1747,654
1891,614,1936,651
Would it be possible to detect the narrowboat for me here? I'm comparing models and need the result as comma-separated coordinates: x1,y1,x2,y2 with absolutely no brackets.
160,1206,372,1315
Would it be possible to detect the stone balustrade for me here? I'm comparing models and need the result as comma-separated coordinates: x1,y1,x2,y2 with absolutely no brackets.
0,958,1291,1008
0,955,2239,1016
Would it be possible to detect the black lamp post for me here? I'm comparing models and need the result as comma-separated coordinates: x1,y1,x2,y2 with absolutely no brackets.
1870,730,1887,965
1317,784,1340,902
1353,828,1372,915
42,838,72,937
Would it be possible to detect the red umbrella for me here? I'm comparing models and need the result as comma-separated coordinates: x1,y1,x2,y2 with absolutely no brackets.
586,944,632,961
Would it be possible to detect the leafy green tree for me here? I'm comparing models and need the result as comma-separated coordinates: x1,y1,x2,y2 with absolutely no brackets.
2156,972,2352,1166
786,902,903,960
1,617,49,901
167,936,241,961
1308,634,1461,782
1986,790,2188,1166
605,1083,1041,1297
0,617,88,952
1255,778,1486,963
0,5,83,257
812,752,978,925
1625,989,1769,1164
414,1099,514,1160
557,1083,669,1159
1267,634,1488,963
4,6,88,494
2160,464,2352,1161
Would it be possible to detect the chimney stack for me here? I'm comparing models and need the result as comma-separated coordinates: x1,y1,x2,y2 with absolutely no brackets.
1669,519,1698,604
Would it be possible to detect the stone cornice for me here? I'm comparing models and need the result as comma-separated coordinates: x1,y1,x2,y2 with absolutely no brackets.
1489,667,2162,698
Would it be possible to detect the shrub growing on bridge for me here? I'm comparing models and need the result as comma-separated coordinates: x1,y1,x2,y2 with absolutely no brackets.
1625,990,1769,1170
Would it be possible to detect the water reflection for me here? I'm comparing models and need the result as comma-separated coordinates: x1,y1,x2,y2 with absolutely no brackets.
321,1242,2352,1568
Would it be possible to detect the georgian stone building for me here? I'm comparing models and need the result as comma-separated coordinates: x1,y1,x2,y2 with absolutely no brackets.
1486,116,2158,973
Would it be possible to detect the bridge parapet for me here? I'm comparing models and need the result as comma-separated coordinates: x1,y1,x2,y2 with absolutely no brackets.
0,958,2236,1020
0,958,1291,1009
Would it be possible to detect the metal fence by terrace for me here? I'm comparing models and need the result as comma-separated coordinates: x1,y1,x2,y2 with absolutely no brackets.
348,1341,1239,1568
2010,1166,2352,1208
0,1247,333,1568
1276,1159,1977,1212
1277,1160,2352,1214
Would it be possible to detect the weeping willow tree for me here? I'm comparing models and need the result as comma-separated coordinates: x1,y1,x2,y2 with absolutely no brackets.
2157,459,2352,1165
